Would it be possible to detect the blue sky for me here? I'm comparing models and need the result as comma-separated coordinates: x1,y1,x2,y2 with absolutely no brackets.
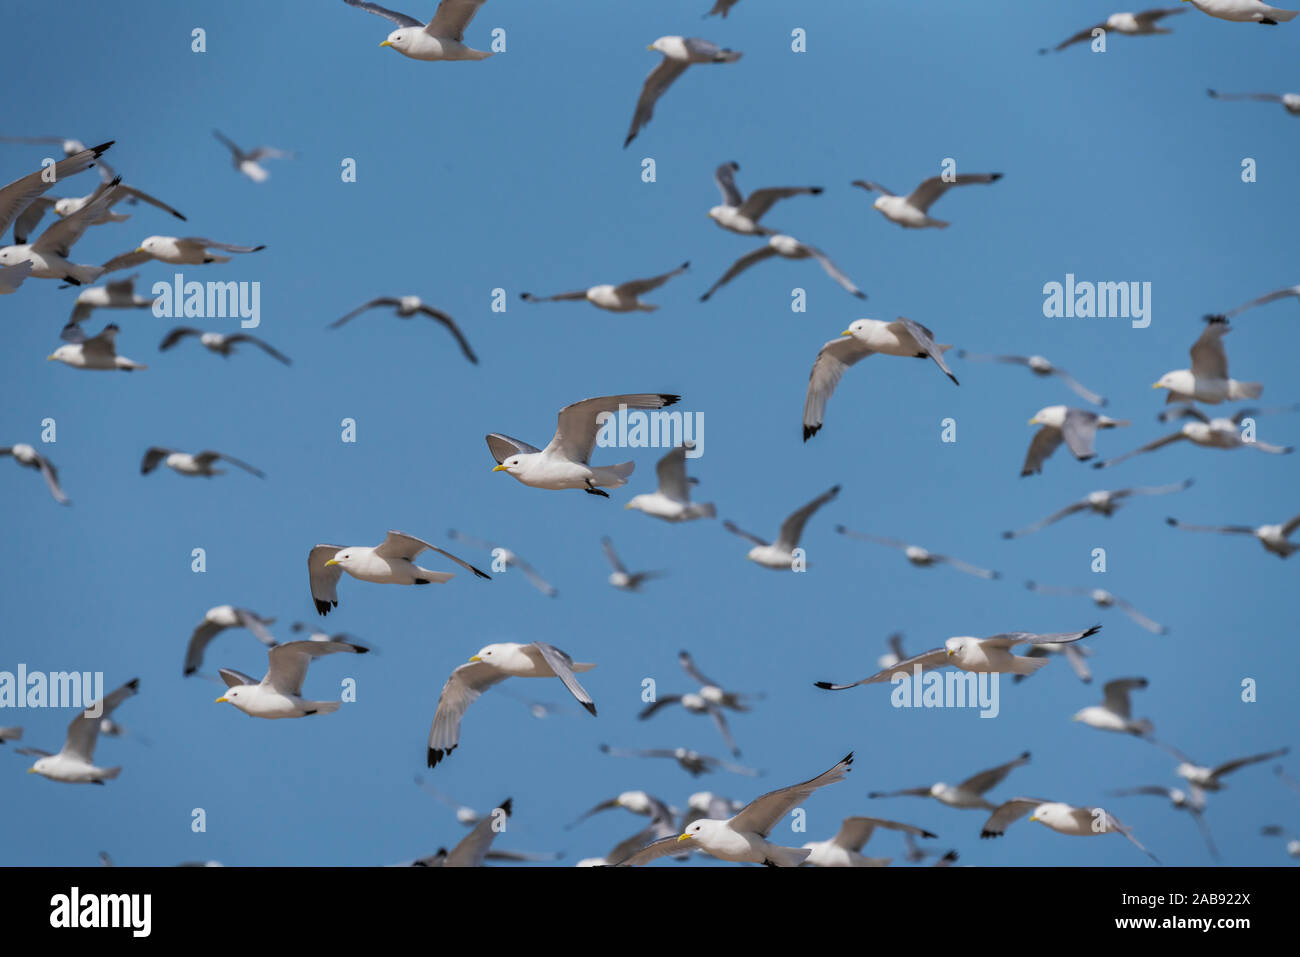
1,0,1298,867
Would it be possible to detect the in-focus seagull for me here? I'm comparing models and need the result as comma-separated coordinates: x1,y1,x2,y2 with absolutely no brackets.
616,753,852,867
1072,678,1154,735
1,443,69,504
1025,582,1168,635
1153,317,1260,404
804,318,957,440
1153,742,1290,791
708,162,822,236
343,0,494,61
817,627,1101,687
869,752,1032,811
520,262,689,313
851,172,1002,229
427,642,597,768
0,176,124,283
980,798,1158,862
487,394,681,496
624,442,715,522
100,236,265,275
802,816,936,867
212,130,295,183
957,350,1106,406
1112,786,1218,859
624,38,742,148
1208,88,1300,115
64,274,156,330
701,234,865,301
308,530,489,616
158,328,291,365
600,537,665,592
141,447,264,479
1002,480,1193,538
1023,406,1130,475
1093,405,1294,468
1181,0,1297,23
18,678,138,784
723,484,840,570
599,744,760,778
183,606,278,676
1166,513,1300,557
48,323,147,371
329,295,478,363
447,529,556,596
1039,7,1185,53
0,140,112,244
215,640,368,719
837,526,999,580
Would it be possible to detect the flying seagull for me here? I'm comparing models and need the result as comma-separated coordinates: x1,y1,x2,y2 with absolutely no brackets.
0,140,112,244
0,176,124,283
141,447,264,479
723,484,840,570
487,393,681,496
836,526,999,580
343,0,493,61
183,606,278,676
1152,741,1290,792
802,816,937,868
48,323,147,371
1165,513,1300,557
215,640,368,719
1022,406,1130,475
980,798,1158,862
1207,88,1300,115
708,162,822,236
1152,317,1260,404
1002,480,1193,538
1110,785,1218,860
599,744,760,778
1072,677,1155,735
212,130,295,183
101,236,265,275
639,686,742,757
447,529,556,596
1039,8,1185,53
600,536,665,592
957,350,1106,406
520,262,689,313
701,234,865,301
869,752,1032,811
1211,284,1300,319
158,328,291,365
624,442,715,522
329,296,478,364
309,530,489,615
410,799,513,867
64,274,156,329
1,443,68,504
18,678,139,784
624,37,742,148
852,172,1002,229
428,642,596,768
1025,582,1168,635
1093,405,1294,468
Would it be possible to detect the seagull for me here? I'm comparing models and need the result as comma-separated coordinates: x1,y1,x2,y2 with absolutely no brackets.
413,776,482,825
817,627,1101,686
1111,785,1218,859
579,824,676,868
1039,8,1185,52
956,350,1106,406
520,262,689,313
677,651,761,714
64,275,156,329
1208,88,1300,115
877,633,908,670
851,173,1002,229
100,236,265,275
0,176,124,284
1072,678,1155,735
1025,582,1168,635
616,753,852,867
1181,0,1297,23
212,130,294,183
18,678,138,784
13,165,185,244
1260,825,1300,858
980,798,1157,862
723,484,840,570
624,442,715,522
308,530,490,616
427,642,596,769
567,791,678,832
141,447,265,479
1002,480,1194,538
682,792,746,828
487,393,681,496
158,328,291,365
1153,742,1290,791
1166,513,1300,557
836,526,999,580
802,817,937,867
0,260,32,294
1023,406,1130,475
903,833,959,865
599,744,760,778
0,140,112,244
291,622,373,652
48,323,147,371
1153,317,1260,404
183,606,277,676
701,235,865,301
624,38,742,148
329,296,478,363
601,537,665,592
1093,405,1294,468
1013,642,1095,684
1212,285,1300,319
804,318,957,440
708,162,822,236
215,640,369,719
343,0,493,61
1,444,68,504
0,727,21,744
447,529,556,596
639,687,741,757
869,752,1032,811
410,800,514,867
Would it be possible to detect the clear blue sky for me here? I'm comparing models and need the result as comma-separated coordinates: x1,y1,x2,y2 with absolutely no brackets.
1,0,1297,867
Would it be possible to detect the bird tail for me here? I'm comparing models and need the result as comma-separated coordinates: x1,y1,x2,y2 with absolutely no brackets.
414,569,455,584
607,461,635,481
715,50,743,63
307,701,341,715
1010,655,1051,676
693,503,718,519
1130,718,1155,737
99,766,123,781
118,359,148,371
766,845,812,867
69,264,105,284
1232,381,1264,400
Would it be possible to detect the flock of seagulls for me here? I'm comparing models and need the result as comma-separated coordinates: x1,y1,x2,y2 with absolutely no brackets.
2,0,1296,870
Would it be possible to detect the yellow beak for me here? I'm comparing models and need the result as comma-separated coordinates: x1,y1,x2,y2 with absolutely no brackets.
380,40,393,47
841,329,853,336
324,558,340,567
134,246,145,253
624,503,634,510
468,655,482,662
677,833,692,842
1028,814,1039,822
946,647,955,657
215,696,228,704
1027,417,1038,425
27,767,36,773
646,44,656,51
492,464,508,472
46,354,57,361
1151,382,1164,389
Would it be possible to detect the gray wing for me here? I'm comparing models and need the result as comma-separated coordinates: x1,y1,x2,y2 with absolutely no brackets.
427,660,510,768
832,816,936,852
1101,678,1148,718
1062,645,1094,683
737,186,822,223
1210,747,1289,779
13,196,55,243
1117,478,1195,498
485,433,541,464
803,244,866,299
1045,23,1107,52
699,244,778,301
217,668,258,689
342,0,424,28
979,626,1101,649
445,800,511,867
263,640,367,696
33,454,69,505
183,620,225,676
116,185,186,221
530,643,596,716
100,249,153,275
414,304,478,364
1112,599,1167,635
775,484,840,551
1223,286,1300,319
905,173,1001,212
196,451,265,478
601,536,627,574
62,677,138,763
234,608,278,646
932,553,999,580
185,237,264,254
1021,425,1064,476
654,444,694,502
375,530,491,578
836,528,910,551
893,317,957,384
615,833,697,866
519,289,589,303
614,261,690,297
140,447,176,474
849,179,895,197
0,140,112,237
729,753,854,836
980,797,1052,838
1052,368,1107,406
814,647,949,690
1136,6,1186,25
959,752,1031,794
1003,499,1089,538
1061,410,1102,460
427,0,485,39
224,334,292,366
212,129,244,160
624,57,690,148
705,705,739,756
713,161,743,206
308,544,346,615
1189,320,1230,380
678,650,719,688
722,521,769,548
32,178,123,256
803,335,876,441
329,297,403,328
1093,431,1186,469
159,327,203,351
545,394,679,465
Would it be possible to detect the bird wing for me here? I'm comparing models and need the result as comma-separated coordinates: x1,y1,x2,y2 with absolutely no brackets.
183,620,225,676
721,520,769,548
637,696,683,719
329,297,401,328
185,237,263,253
32,178,121,256
100,248,153,275
1094,431,1186,469
158,327,203,351
1113,599,1166,635
653,444,694,502
485,433,541,463
737,186,820,222
979,797,1050,838
427,659,509,768
833,816,936,852
959,752,1032,794
802,335,875,441
815,647,949,690
729,752,853,837
803,244,866,298
530,642,597,716
308,544,346,615
224,334,292,365
544,393,680,465
699,244,778,300
613,261,690,297
1060,410,1102,460
1101,678,1147,719
1048,23,1107,52
1189,320,1231,380
234,609,278,646
891,317,957,383
62,677,138,763
849,179,894,197
426,0,485,39
217,668,258,689
34,454,69,504
1136,6,1186,25
413,304,478,364
713,161,743,206
600,536,627,574
624,57,690,148
1003,499,1089,538
263,639,366,697
117,185,185,221
615,833,699,866
905,173,1000,212
1021,425,1065,476
1211,747,1289,779
1052,368,1107,406
0,140,111,238
775,484,840,552
444,800,511,867
12,196,56,244
980,626,1100,650
82,324,120,358
1223,286,1300,319
342,0,424,28
678,650,719,688
376,530,491,578
934,554,999,580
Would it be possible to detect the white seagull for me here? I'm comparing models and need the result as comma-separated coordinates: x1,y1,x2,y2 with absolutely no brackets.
101,236,265,275
624,442,716,522
1,443,69,504
18,678,139,784
1023,406,1130,475
215,640,368,719
1153,317,1260,404
601,537,665,592
343,0,493,61
141,447,264,479
701,234,865,301
1025,581,1168,635
48,323,147,371
520,262,689,313
852,172,1002,229
1154,742,1291,791
957,350,1106,406
158,328,291,365
1093,405,1294,468
329,295,478,363
802,816,936,868
625,38,742,148
447,529,557,596
1072,677,1155,736
212,130,295,183
308,530,489,616
1166,512,1300,558
1002,480,1193,538
183,605,278,676
723,484,840,570
837,526,999,580
1181,0,1297,23
1040,7,1185,52
980,798,1158,862
1208,88,1300,115
869,752,1033,811
64,274,156,329
708,162,822,236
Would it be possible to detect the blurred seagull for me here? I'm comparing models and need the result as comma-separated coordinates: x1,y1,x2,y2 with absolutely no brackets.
329,295,477,364
599,744,760,778
701,234,865,301
448,529,556,596
64,274,156,330
723,484,840,570
1152,742,1290,792
1025,582,1167,635
1112,785,1218,859
1039,7,1185,53
158,328,291,365
708,162,822,236
601,537,665,592
624,443,715,522
1023,406,1130,475
624,38,742,148
520,262,689,313
101,236,265,275
980,798,1157,862
183,606,278,676
48,323,146,371
212,130,294,183
1152,317,1260,404
1002,480,1193,538
957,350,1106,406
1072,678,1155,735
1166,513,1300,558
1093,405,1294,468
1,443,69,504
852,172,1001,229
18,678,139,784
1208,88,1300,115
837,526,999,580
142,447,264,479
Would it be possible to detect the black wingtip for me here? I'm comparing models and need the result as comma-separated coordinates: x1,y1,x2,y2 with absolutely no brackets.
89,140,115,156
583,702,597,717
1165,516,1177,526
597,743,611,753
803,424,819,442
866,791,883,799
314,598,334,616
498,798,513,816
990,173,1004,182
980,830,999,839
1083,625,1102,639
810,186,824,195
920,829,938,839
843,751,854,765
813,681,835,690
184,666,196,676
252,245,266,252
660,394,681,407
1020,751,1031,760
1000,531,1013,539
125,678,140,691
